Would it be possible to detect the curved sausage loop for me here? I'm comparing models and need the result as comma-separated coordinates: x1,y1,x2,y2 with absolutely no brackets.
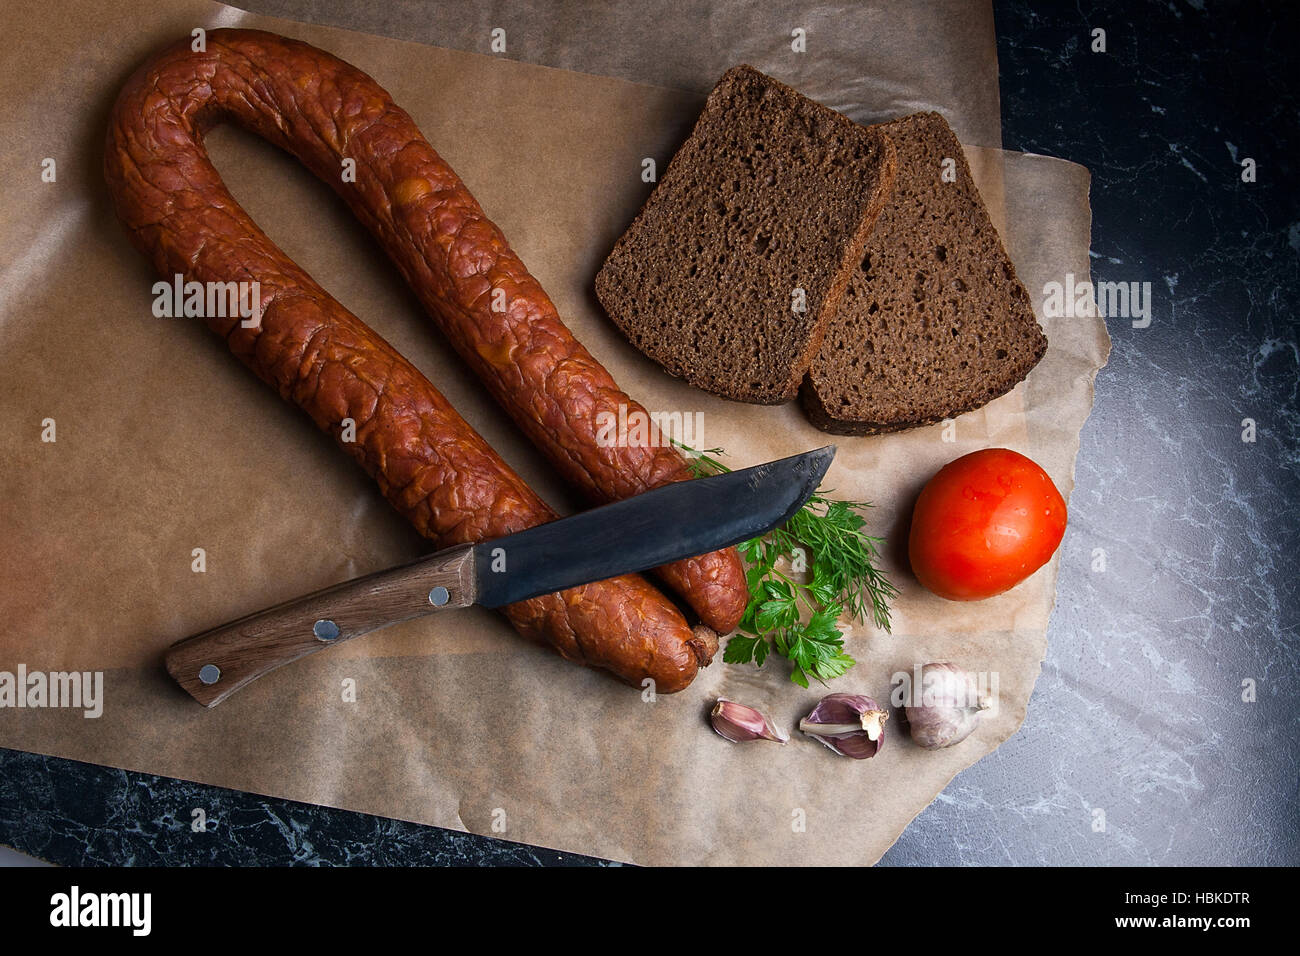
107,28,747,635
105,29,722,692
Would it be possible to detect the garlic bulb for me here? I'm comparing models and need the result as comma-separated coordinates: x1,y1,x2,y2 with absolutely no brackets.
905,662,990,749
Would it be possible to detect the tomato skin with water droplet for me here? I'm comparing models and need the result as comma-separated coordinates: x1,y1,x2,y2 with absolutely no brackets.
908,449,1067,601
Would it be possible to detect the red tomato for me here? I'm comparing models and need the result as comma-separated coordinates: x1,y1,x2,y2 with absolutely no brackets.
908,449,1067,601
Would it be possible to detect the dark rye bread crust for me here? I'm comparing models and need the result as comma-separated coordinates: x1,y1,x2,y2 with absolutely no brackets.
595,65,897,404
801,112,1048,434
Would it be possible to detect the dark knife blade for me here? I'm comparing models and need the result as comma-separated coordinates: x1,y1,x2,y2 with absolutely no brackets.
165,445,834,706
472,445,834,608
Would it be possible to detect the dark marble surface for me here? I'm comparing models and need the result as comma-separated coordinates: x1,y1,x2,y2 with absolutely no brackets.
2,0,1296,866
883,0,1297,867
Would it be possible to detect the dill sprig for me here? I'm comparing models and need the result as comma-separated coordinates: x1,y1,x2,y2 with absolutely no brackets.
677,442,898,687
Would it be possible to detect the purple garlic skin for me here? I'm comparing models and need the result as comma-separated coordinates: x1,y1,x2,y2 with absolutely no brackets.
711,699,788,744
905,662,990,750
799,693,888,759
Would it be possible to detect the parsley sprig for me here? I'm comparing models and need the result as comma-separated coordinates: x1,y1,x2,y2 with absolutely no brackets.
678,443,898,687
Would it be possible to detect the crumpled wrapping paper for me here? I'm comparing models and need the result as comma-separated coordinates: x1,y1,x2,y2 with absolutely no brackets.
232,0,1006,148
0,0,1108,864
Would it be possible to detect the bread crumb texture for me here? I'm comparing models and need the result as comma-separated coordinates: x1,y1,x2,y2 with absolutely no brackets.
595,65,897,404
801,112,1047,434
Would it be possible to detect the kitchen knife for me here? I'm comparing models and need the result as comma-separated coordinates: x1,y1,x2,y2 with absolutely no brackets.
165,445,834,706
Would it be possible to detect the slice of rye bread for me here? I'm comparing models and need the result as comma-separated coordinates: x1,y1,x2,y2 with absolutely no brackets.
801,112,1048,435
594,65,898,404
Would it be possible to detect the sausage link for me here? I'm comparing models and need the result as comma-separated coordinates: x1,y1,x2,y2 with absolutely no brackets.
104,31,717,693
127,28,746,634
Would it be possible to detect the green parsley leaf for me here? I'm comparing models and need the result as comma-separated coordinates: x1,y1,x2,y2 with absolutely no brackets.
675,440,898,685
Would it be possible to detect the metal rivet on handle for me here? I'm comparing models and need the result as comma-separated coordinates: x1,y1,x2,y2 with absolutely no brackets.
198,664,221,685
313,619,341,642
428,586,450,607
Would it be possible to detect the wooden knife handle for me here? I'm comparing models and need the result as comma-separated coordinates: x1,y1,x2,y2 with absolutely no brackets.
165,543,477,707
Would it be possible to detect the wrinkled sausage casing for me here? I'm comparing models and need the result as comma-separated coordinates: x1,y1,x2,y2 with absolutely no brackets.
104,29,723,693
110,27,746,635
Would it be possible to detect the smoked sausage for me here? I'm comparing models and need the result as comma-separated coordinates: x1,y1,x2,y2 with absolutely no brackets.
108,28,746,635
104,30,720,692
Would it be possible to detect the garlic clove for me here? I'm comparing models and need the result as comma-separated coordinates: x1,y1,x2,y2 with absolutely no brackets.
904,662,991,749
711,698,788,744
799,693,889,759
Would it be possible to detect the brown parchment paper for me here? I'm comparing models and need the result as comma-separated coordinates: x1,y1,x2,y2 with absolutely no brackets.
0,0,1109,865
230,0,1007,148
